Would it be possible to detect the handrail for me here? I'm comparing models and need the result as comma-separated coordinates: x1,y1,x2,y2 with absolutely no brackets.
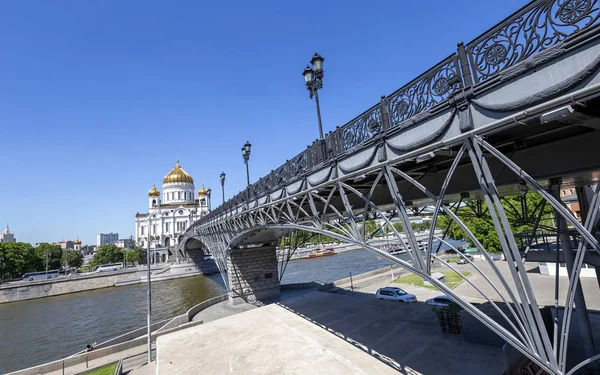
465,0,600,83
189,0,600,229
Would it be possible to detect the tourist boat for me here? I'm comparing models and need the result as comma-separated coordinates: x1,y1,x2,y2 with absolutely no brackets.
316,248,336,257
300,248,337,259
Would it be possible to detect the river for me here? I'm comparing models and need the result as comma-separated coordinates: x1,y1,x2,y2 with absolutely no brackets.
0,241,466,374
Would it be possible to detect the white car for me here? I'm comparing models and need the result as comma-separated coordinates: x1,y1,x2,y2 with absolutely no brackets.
426,295,454,307
376,287,417,303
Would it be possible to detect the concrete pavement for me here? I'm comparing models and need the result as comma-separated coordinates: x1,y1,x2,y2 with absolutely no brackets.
191,298,257,323
157,290,504,374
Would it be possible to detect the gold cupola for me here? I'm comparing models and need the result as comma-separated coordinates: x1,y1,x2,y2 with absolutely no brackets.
163,161,194,184
196,184,208,202
73,238,82,245
148,185,160,197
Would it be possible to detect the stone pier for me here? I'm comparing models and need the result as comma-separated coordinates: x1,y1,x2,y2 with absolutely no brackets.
227,245,280,305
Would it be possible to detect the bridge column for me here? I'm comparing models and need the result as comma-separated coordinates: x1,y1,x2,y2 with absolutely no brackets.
227,245,280,305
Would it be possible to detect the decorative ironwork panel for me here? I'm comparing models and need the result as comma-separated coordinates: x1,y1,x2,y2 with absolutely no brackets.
386,55,460,128
281,151,308,181
467,0,600,83
337,105,382,152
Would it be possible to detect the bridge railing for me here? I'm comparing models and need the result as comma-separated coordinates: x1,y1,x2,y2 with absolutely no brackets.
465,0,600,85
194,0,600,227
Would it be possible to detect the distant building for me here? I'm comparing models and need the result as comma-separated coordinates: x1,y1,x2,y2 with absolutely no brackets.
561,188,580,221
135,161,211,264
115,238,135,249
97,232,119,247
73,237,82,251
0,225,16,243
56,241,74,250
82,245,95,254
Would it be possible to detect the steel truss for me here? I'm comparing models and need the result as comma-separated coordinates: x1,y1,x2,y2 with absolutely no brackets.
182,134,600,375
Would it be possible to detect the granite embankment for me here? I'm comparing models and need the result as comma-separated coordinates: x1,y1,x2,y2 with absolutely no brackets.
0,263,212,304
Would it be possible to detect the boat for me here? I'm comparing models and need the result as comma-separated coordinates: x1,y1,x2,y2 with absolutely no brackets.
316,248,336,257
298,248,337,260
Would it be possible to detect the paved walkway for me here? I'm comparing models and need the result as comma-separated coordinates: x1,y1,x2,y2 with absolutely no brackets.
192,299,257,323
157,290,504,374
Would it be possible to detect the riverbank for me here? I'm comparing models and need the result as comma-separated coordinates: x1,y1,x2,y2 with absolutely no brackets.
0,262,217,304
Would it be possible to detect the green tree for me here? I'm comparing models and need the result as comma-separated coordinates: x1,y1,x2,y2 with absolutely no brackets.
124,246,145,265
0,242,41,280
434,192,554,253
392,221,403,233
62,250,84,269
90,244,124,267
35,243,63,271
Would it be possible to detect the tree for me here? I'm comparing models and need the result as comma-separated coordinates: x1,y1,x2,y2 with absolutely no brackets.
90,244,124,267
62,250,84,269
124,246,145,265
434,192,555,253
35,243,62,271
392,221,403,233
0,242,40,280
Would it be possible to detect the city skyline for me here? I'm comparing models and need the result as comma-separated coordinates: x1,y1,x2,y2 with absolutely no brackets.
0,0,529,244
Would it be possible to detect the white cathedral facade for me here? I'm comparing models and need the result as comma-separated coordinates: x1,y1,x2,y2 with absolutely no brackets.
135,161,210,263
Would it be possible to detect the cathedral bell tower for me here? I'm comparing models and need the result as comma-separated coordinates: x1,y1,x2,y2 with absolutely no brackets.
148,185,161,209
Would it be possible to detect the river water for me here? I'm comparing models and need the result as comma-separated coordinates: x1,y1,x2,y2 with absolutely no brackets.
0,241,465,374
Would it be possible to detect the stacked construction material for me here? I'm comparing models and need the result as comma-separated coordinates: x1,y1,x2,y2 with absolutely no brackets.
438,309,462,334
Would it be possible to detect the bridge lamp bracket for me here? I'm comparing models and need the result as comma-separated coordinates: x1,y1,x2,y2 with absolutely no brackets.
416,152,436,163
540,105,574,124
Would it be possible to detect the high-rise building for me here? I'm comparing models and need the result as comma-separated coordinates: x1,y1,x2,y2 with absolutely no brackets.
0,225,15,243
97,232,119,247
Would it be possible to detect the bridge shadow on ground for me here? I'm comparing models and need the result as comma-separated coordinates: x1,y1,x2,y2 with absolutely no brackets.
272,288,505,375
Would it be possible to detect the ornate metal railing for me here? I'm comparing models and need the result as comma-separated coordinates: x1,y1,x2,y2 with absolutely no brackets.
387,54,461,127
466,0,600,83
197,0,600,225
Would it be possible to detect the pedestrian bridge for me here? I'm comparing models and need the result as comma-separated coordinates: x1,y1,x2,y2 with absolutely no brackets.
179,1,600,374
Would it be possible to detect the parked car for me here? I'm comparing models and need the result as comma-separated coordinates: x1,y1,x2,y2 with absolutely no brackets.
376,287,417,303
426,295,454,307
456,255,474,265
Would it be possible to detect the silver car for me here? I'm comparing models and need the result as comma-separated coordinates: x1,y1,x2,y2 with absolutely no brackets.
426,295,454,307
376,287,417,303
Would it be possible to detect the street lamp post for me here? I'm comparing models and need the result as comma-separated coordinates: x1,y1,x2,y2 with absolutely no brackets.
207,189,212,210
242,141,252,187
220,171,226,204
146,213,154,364
302,53,326,158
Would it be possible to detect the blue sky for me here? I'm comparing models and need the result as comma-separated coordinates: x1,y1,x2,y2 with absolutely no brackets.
0,0,528,245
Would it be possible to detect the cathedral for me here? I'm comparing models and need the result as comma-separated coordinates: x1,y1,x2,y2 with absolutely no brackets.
135,161,210,263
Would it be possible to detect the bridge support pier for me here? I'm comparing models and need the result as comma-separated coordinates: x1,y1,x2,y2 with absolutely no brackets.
227,245,280,305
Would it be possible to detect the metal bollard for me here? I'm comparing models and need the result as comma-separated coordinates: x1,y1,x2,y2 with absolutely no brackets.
391,265,394,280
350,272,354,291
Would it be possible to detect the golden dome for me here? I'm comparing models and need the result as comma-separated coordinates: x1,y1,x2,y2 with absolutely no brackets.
163,161,194,184
74,239,82,245
195,195,200,202
198,184,208,196
148,185,160,197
